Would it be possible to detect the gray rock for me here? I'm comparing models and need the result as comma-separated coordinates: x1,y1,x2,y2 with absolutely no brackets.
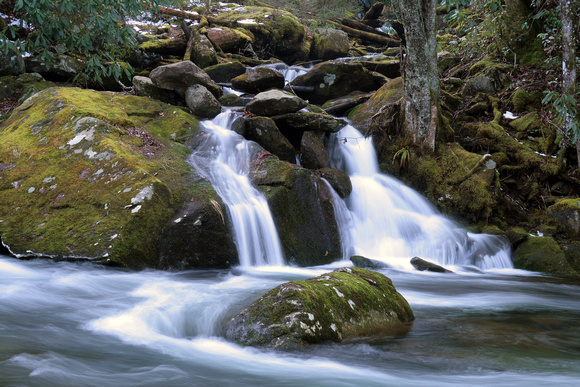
225,267,414,349
0,48,26,76
463,75,495,96
191,34,218,69
272,112,347,147
300,131,330,170
133,76,181,105
350,255,390,269
245,117,296,163
185,84,222,119
150,60,222,99
318,168,352,198
246,89,307,116
25,54,85,80
231,67,285,94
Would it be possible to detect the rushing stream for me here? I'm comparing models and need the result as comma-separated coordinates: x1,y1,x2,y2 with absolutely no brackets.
1,256,579,386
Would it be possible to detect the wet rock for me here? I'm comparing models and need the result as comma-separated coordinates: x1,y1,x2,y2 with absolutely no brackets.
410,257,453,273
149,60,222,99
321,92,372,116
250,155,296,189
225,267,414,349
310,29,350,61
290,61,387,104
133,75,181,105
259,168,342,265
159,187,238,269
204,61,247,83
513,236,575,276
318,168,352,198
246,89,307,117
245,117,296,163
350,255,390,269
139,35,187,56
300,131,330,170
231,67,285,94
185,84,222,119
272,112,346,147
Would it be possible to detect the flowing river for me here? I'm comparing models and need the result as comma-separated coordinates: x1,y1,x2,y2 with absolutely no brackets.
1,255,579,386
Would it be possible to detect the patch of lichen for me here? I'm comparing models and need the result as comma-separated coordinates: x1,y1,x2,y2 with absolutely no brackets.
0,87,200,268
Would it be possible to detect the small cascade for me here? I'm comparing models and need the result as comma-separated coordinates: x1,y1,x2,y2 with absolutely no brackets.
189,112,285,267
328,124,512,270
255,62,310,83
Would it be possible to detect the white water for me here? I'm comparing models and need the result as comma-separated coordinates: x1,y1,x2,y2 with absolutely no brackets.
1,255,579,386
188,112,285,267
328,124,513,271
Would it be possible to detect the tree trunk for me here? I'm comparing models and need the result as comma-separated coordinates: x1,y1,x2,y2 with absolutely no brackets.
392,0,440,150
560,0,578,164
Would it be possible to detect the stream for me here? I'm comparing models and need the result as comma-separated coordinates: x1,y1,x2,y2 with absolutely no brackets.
1,256,579,386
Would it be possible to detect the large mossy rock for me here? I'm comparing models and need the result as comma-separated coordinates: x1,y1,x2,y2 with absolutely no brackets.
206,27,253,53
0,87,234,269
272,112,346,147
213,6,309,64
244,116,296,163
231,67,285,94
250,156,342,265
149,60,222,99
290,61,387,104
349,77,404,133
310,29,350,61
513,236,576,276
225,267,414,349
246,89,307,117
548,198,580,238
204,61,247,84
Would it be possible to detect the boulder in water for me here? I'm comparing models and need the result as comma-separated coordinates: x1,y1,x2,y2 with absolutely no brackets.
246,89,307,117
318,168,352,198
244,117,296,163
410,257,453,273
513,236,576,276
290,61,387,104
350,255,390,269
150,60,222,99
185,84,222,119
231,67,285,94
300,130,331,170
272,112,346,147
225,267,414,349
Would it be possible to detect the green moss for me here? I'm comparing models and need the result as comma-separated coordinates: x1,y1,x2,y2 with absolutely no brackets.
0,87,201,268
513,236,575,276
227,267,414,348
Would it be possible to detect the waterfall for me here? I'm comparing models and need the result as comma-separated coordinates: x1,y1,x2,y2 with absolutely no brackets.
328,124,513,270
189,112,285,267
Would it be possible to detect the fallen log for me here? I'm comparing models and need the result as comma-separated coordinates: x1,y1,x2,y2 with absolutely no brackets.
335,17,392,38
329,20,400,47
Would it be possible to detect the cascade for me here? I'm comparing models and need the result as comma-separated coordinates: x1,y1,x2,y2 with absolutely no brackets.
189,112,285,267
328,124,513,270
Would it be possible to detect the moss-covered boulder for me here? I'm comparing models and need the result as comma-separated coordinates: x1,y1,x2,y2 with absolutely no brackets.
213,6,309,63
206,27,253,53
310,29,350,61
185,84,222,119
272,112,346,147
225,267,414,349
349,77,404,133
231,67,285,94
290,61,387,104
513,236,576,276
317,167,352,198
204,61,247,84
149,60,222,99
548,198,580,238
510,88,543,112
0,87,233,269
189,34,218,69
300,130,331,169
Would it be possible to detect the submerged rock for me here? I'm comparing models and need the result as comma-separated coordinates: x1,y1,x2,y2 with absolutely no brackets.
225,267,414,349
410,257,453,273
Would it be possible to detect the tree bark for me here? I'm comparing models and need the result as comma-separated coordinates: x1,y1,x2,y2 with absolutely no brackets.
392,0,440,150
560,0,578,164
